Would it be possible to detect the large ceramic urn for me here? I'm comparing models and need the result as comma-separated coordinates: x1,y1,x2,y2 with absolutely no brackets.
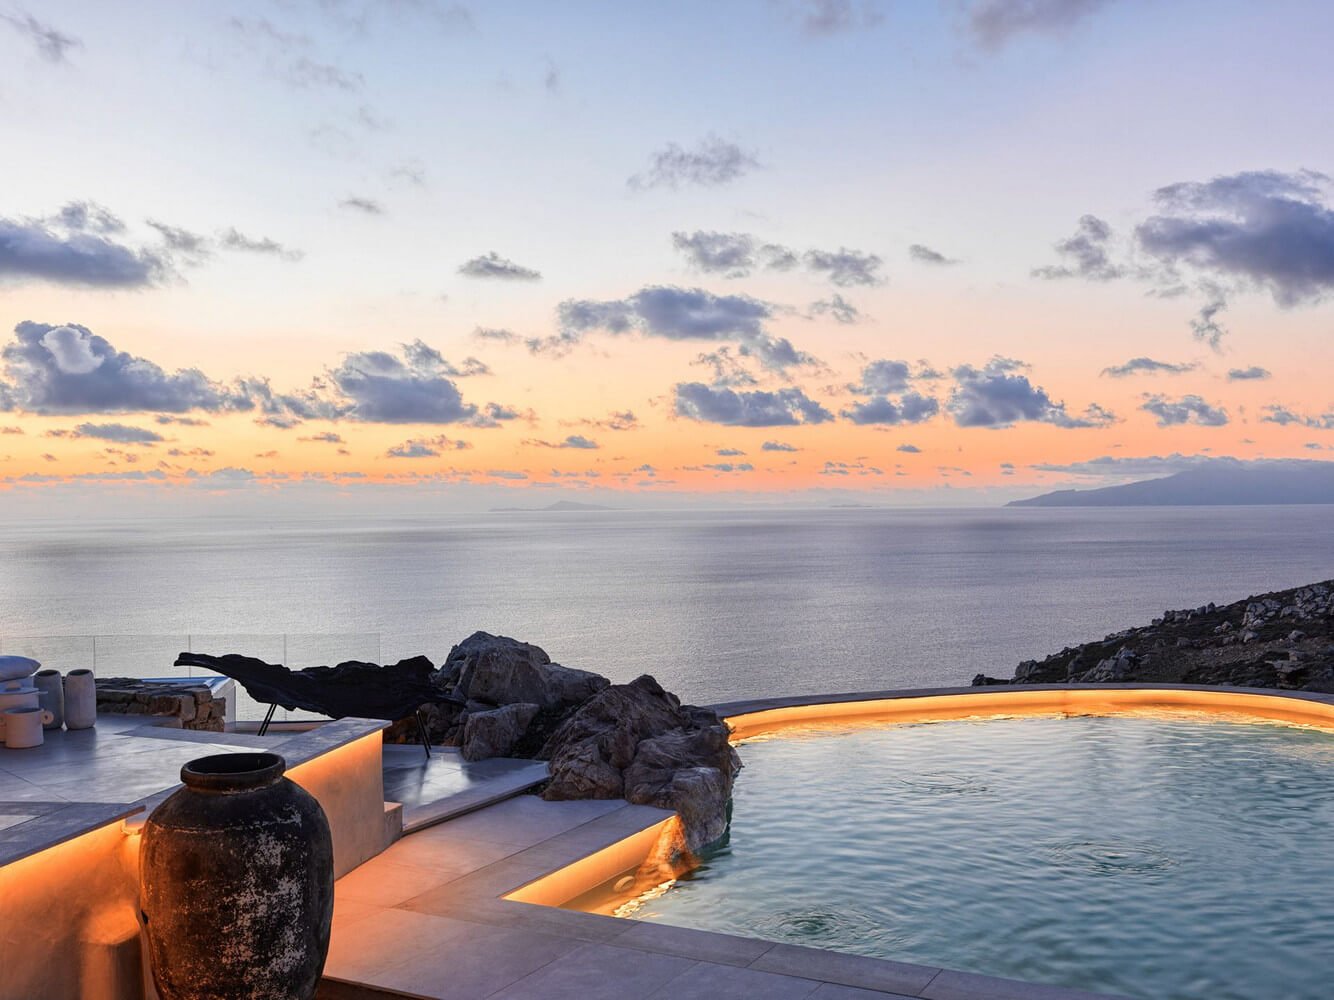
140,752,335,1000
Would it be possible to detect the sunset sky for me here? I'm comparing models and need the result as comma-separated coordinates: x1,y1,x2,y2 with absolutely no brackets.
3,0,1332,508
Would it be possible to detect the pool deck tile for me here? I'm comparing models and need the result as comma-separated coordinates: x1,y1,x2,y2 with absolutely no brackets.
919,970,1123,1000
486,942,696,1000
810,985,919,1000
325,906,580,1000
642,961,821,1000
603,921,777,968
751,942,942,996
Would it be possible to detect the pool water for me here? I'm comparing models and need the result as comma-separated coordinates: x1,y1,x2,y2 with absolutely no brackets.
614,712,1334,1000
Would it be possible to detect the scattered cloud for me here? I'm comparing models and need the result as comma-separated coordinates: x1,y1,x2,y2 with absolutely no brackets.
567,410,638,431
1227,366,1271,381
1,8,80,63
1140,394,1229,427
843,393,939,426
809,294,862,324
1032,214,1123,281
156,415,209,426
473,327,521,344
628,135,759,190
458,252,541,281
949,357,1116,428
849,359,912,395
670,230,881,288
803,247,885,287
526,434,599,450
1188,286,1228,350
217,228,303,261
671,231,796,278
386,434,471,458
762,440,798,452
285,56,363,92
779,0,885,35
1100,357,1196,378
339,196,385,215
69,422,164,444
1260,405,1334,430
693,462,754,473
554,286,816,372
908,243,957,265
897,443,922,453
1,322,244,414
673,383,834,426
716,447,747,456
842,360,940,425
820,460,882,476
146,220,211,262
298,431,345,444
1137,170,1334,308
327,342,505,424
967,0,1118,49
0,212,166,288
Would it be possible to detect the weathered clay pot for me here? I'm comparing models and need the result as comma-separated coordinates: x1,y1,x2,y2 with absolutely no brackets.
140,752,334,1000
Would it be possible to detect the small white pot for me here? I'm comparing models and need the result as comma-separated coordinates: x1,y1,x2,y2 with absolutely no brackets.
1,706,54,748
34,670,64,730
63,669,97,730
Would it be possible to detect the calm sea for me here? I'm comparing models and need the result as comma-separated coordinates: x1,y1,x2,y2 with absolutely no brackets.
1,506,1330,708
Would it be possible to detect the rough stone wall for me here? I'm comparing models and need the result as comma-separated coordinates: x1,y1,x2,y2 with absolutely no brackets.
95,678,226,731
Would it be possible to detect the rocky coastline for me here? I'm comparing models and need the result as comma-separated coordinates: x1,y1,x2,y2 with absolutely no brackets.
972,579,1334,691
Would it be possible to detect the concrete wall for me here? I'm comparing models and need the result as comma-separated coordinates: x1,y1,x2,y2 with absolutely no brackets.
0,822,145,1000
288,732,389,880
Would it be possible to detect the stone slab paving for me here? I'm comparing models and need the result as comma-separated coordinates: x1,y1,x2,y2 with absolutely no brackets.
381,744,550,832
318,795,1127,1000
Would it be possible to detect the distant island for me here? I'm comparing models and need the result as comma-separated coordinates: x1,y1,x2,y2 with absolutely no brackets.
1009,461,1334,507
489,500,616,513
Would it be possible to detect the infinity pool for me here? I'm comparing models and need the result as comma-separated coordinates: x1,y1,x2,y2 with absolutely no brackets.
603,712,1334,1000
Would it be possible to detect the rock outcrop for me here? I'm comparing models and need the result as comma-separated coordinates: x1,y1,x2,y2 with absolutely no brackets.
460,702,539,761
541,674,741,852
442,631,609,712
973,579,1334,691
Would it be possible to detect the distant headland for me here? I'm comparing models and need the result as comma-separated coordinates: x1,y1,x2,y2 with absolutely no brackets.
489,500,617,513
1010,461,1334,507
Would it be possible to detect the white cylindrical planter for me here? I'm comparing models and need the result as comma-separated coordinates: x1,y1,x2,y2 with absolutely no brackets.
64,669,97,730
2,706,52,748
34,669,64,730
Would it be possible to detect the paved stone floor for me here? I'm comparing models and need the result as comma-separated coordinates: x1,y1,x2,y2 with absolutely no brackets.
318,794,1124,1000
381,744,549,832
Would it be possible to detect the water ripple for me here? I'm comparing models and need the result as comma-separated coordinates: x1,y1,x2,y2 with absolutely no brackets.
1040,840,1178,877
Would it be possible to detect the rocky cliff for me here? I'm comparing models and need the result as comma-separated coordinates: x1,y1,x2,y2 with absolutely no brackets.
973,579,1334,691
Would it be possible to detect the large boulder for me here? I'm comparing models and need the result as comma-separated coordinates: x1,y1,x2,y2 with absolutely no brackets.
542,674,740,851
460,702,539,761
623,724,741,852
541,674,691,771
443,632,608,711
